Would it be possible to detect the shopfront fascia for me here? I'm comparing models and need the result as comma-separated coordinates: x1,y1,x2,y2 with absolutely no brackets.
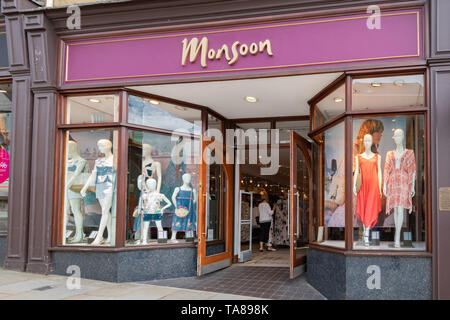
6,0,450,300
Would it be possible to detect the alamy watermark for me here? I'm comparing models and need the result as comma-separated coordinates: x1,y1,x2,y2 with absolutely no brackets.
366,265,381,290
66,265,81,290
67,5,81,30
169,124,280,176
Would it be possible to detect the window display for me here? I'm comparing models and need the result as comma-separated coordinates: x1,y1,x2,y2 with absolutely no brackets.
322,121,346,247
352,115,425,250
0,83,11,233
127,130,200,245
62,129,118,246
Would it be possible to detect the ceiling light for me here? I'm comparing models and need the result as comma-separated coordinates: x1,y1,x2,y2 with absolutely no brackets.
0,90,7,93
149,99,160,105
393,80,404,87
371,82,382,87
245,96,258,103
334,97,344,103
89,98,101,103
174,105,187,111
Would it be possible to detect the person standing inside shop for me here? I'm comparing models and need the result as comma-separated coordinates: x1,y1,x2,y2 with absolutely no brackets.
258,198,277,252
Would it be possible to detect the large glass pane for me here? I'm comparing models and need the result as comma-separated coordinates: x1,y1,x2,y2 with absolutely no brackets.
352,75,425,111
66,94,119,124
126,130,200,245
128,95,201,135
62,129,118,246
352,115,425,250
322,122,345,248
276,121,310,144
0,83,12,233
296,146,309,247
314,84,345,129
205,147,226,256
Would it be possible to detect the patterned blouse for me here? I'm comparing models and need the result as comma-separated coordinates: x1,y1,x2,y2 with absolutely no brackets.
383,149,416,213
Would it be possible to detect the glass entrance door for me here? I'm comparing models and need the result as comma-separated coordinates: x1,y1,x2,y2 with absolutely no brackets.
289,131,312,279
197,138,233,275
238,191,253,262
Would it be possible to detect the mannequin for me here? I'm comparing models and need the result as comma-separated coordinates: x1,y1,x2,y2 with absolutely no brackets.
383,129,416,248
64,141,87,243
140,178,172,244
81,139,115,246
171,173,197,242
353,134,382,246
137,144,162,193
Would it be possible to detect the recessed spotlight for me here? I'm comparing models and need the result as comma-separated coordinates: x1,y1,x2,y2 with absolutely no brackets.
89,98,101,103
334,97,344,103
150,99,160,105
245,96,258,103
371,82,382,87
393,80,404,87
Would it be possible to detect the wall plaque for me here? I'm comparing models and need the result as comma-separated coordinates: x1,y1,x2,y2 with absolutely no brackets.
439,187,450,211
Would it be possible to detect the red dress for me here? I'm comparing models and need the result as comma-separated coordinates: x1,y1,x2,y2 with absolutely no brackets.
356,154,381,229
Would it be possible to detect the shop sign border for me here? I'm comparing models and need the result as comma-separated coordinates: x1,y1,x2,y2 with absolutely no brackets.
63,11,421,83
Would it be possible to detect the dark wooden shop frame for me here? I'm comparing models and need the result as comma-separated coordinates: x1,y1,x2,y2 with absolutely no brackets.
307,68,431,257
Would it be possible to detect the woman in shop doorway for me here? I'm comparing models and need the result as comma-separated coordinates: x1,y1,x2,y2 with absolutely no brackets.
258,197,277,252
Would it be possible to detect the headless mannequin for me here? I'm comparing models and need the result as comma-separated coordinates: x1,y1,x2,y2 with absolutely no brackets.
383,129,416,248
137,144,162,193
171,173,197,242
64,141,86,243
353,134,382,246
81,139,114,246
141,178,172,245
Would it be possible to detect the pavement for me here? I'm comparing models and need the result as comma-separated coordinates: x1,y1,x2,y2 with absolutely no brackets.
0,268,260,300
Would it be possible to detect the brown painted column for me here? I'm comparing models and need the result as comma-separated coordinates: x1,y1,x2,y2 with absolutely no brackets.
1,1,34,271
430,0,450,300
24,11,58,274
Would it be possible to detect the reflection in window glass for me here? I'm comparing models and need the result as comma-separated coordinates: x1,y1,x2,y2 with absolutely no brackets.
128,95,201,135
62,129,118,246
276,121,310,143
322,122,345,248
352,75,424,111
67,94,119,124
315,84,345,129
126,130,200,245
352,115,425,250
0,83,11,233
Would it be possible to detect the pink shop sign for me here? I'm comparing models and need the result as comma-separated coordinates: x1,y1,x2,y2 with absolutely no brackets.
62,9,423,84
0,149,9,184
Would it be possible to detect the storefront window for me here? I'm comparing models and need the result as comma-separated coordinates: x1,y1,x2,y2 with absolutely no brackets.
62,129,118,246
314,84,345,129
322,121,345,248
352,75,424,111
126,130,200,245
0,83,11,233
352,115,425,250
276,120,310,144
128,95,202,135
66,94,119,124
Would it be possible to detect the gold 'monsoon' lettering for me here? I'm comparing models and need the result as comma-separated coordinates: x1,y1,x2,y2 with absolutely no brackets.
181,37,208,68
